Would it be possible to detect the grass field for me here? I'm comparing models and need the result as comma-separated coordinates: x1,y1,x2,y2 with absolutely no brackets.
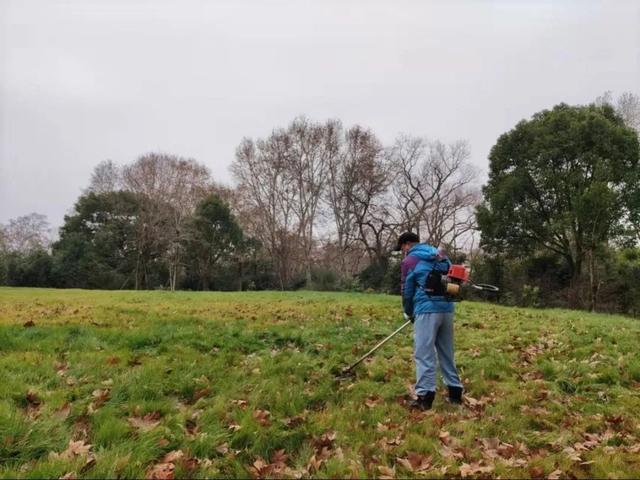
1,287,640,479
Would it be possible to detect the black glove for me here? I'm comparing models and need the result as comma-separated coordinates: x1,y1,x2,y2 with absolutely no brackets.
403,312,414,323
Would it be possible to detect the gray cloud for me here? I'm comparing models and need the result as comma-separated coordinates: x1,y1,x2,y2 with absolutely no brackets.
1,0,639,229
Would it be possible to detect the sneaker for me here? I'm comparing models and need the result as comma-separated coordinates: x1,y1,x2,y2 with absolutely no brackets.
409,391,435,410
448,386,463,404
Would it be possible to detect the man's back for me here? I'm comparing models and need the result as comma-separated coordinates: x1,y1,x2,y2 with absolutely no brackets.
402,243,454,315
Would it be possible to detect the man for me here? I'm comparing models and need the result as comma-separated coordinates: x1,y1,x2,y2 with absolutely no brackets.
396,231,464,410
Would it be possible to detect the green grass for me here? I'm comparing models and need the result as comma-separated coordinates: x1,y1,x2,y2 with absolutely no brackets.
1,287,639,478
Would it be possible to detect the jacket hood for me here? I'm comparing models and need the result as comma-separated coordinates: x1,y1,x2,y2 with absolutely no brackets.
407,243,439,262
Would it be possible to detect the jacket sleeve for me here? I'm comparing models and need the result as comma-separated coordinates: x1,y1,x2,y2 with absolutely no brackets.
400,255,419,296
402,268,416,316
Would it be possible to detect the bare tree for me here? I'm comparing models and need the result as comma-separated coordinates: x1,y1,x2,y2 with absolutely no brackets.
2,213,52,253
232,119,483,289
595,91,640,243
389,136,480,252
324,125,394,270
164,158,211,290
287,117,338,282
346,137,397,263
232,117,340,287
232,134,299,289
122,155,171,289
86,160,121,194
616,92,640,133
122,153,210,290
595,90,640,133
388,135,428,232
594,90,614,108
0,225,7,254
325,125,359,275
207,182,239,211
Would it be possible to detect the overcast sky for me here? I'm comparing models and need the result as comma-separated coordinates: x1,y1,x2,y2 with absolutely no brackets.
1,0,639,230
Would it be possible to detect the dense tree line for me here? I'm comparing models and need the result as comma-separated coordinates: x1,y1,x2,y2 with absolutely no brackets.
1,92,639,315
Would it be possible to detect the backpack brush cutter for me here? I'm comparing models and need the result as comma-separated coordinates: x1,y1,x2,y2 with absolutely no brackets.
433,264,500,297
337,265,498,377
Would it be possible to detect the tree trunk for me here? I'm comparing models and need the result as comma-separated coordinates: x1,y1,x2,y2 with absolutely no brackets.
200,261,210,291
588,249,598,312
134,256,140,290
238,258,244,291
174,265,178,291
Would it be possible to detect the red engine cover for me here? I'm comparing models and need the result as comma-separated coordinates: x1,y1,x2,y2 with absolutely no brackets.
448,264,469,283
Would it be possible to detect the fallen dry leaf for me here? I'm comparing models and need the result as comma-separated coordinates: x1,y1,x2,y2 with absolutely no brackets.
186,457,202,473
431,414,446,427
376,419,402,432
68,440,92,456
477,437,518,461
396,452,432,473
185,418,198,436
547,469,563,480
228,421,242,432
106,355,120,365
312,430,337,451
440,444,465,460
146,462,175,480
520,405,550,416
162,450,184,463
72,416,91,440
25,389,42,418
364,395,382,409
246,454,298,479
26,389,41,406
503,457,529,468
50,440,92,461
306,453,325,474
271,449,288,465
605,415,624,427
562,446,582,462
377,435,402,453
627,444,640,454
459,462,494,478
438,430,451,445
283,414,305,427
54,361,69,375
54,402,71,420
128,412,161,432
88,388,110,413
376,422,390,432
231,399,248,408
377,465,395,479
529,465,546,478
193,387,210,401
253,409,271,426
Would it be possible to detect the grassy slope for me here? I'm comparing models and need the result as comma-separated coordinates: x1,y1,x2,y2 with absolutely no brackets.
0,287,639,479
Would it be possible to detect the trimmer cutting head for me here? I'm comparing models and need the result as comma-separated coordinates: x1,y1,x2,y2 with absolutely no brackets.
337,366,357,379
331,364,358,379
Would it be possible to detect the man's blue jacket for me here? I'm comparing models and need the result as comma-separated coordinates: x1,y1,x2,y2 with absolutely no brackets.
402,243,454,316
